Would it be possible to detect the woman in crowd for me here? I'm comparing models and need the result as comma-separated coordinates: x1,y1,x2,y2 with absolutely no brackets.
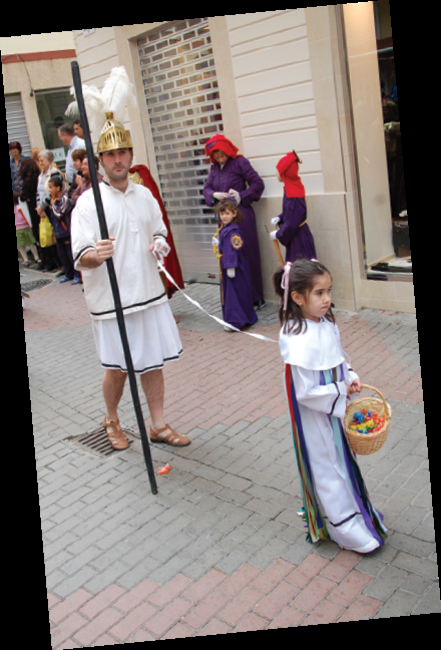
32,147,42,167
18,157,44,268
70,154,103,206
68,148,87,201
203,134,266,309
10,141,27,192
36,149,63,272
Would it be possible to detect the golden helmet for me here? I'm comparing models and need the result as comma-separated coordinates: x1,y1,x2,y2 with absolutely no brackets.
98,112,133,154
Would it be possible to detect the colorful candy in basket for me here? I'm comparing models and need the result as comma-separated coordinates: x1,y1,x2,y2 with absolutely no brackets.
348,409,386,434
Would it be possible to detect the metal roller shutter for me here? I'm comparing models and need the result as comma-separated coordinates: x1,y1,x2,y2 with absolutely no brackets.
137,18,223,283
6,93,32,156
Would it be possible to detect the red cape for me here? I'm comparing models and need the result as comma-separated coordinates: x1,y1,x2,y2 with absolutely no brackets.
130,164,185,298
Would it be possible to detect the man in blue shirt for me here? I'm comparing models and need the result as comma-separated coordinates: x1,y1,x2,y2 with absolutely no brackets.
57,124,85,185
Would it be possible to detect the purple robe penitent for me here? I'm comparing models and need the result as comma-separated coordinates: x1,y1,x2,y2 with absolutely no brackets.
218,222,258,330
204,156,265,303
275,195,317,263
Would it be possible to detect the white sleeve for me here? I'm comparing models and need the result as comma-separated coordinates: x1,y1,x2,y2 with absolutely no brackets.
148,193,168,241
70,196,97,270
291,365,348,420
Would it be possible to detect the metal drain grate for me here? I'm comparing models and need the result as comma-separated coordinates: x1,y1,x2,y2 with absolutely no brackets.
21,279,52,292
67,426,138,458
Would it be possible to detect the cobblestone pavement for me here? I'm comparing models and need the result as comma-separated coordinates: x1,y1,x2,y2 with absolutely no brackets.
21,265,437,646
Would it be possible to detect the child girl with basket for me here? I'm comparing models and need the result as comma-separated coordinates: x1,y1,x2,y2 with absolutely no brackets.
273,259,387,553
213,198,257,332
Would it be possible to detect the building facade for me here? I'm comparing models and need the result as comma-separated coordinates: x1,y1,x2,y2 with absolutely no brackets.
3,32,77,172
71,8,411,313
5,8,411,312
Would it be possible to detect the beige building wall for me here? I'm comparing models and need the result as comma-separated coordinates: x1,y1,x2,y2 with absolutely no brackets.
226,10,324,197
0,32,75,55
72,28,119,87
72,26,164,169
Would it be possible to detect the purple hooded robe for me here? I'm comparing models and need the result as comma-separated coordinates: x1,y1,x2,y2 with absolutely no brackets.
275,196,317,263
218,222,258,330
203,156,265,303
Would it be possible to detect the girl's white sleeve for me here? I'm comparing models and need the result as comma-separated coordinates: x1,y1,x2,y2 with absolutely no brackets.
333,323,359,386
291,364,348,420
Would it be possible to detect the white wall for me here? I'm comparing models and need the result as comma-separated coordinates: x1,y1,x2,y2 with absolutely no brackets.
72,29,119,87
226,11,324,197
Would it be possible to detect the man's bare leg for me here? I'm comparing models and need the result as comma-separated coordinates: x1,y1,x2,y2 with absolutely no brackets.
141,369,191,446
102,369,127,421
101,369,130,449
140,368,165,431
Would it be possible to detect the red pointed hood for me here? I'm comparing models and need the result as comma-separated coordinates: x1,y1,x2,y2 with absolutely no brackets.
276,151,305,198
205,134,240,163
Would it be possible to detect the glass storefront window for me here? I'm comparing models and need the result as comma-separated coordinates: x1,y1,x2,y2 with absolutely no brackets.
343,1,410,277
35,88,73,174
375,1,408,268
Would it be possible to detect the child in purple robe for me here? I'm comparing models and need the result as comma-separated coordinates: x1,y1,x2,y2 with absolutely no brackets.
270,151,317,263
213,199,258,332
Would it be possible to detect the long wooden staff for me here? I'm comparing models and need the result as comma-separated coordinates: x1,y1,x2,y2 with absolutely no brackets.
71,61,158,495
265,224,285,266
213,225,224,305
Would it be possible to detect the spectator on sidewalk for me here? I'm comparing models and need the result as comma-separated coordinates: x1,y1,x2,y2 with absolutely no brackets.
36,150,64,272
48,175,81,285
14,191,39,267
74,119,84,140
68,148,87,201
70,154,103,206
57,124,86,185
18,157,44,268
10,141,27,192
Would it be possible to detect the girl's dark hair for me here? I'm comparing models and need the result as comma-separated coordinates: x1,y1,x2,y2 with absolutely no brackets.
215,198,244,224
48,174,64,189
273,258,335,334
19,157,40,178
13,191,19,205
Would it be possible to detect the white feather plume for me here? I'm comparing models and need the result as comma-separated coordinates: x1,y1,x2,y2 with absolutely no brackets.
64,67,135,140
101,66,136,119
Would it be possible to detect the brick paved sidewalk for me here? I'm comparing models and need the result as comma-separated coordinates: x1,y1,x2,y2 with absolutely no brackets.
22,273,438,646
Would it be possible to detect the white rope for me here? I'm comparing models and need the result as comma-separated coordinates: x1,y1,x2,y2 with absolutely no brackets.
157,259,278,344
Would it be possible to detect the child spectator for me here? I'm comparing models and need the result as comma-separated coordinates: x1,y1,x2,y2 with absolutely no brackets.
14,192,39,267
48,175,81,285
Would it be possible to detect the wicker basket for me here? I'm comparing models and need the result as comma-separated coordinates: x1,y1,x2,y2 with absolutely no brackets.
344,384,391,455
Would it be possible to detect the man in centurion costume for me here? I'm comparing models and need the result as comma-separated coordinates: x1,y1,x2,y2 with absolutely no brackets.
70,67,190,451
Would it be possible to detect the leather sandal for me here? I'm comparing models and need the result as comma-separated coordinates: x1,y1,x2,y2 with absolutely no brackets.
150,424,191,447
102,418,129,450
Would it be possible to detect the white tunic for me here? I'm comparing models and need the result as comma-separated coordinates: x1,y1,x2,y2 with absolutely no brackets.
280,318,386,553
71,179,168,320
70,179,183,374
